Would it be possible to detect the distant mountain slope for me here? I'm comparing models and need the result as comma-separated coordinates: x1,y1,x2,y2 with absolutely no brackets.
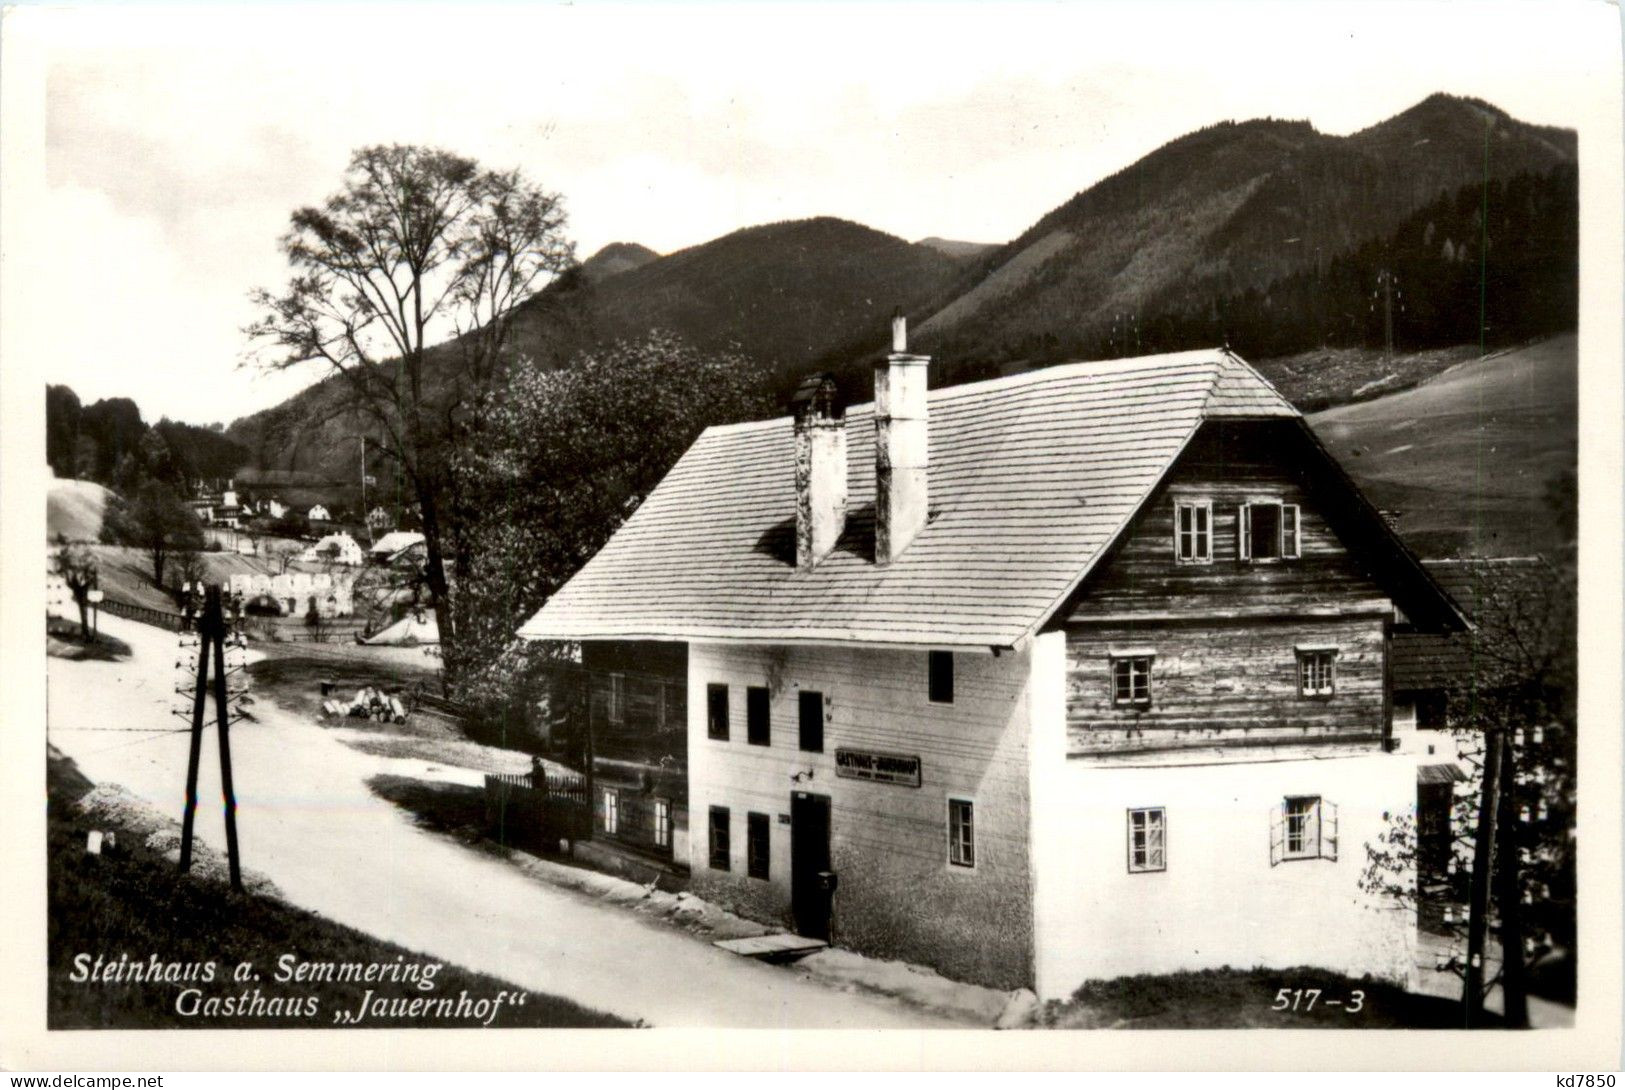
914,94,1575,374
223,94,1576,486
1308,334,1576,557
915,237,999,260
579,242,660,284
48,477,114,542
538,217,962,382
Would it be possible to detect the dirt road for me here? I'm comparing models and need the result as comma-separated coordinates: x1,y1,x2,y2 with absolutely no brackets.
46,612,954,1029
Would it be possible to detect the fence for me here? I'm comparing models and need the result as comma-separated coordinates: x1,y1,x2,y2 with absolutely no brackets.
99,597,183,632
483,766,591,851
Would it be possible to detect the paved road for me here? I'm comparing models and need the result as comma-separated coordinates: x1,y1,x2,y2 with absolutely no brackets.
47,613,952,1029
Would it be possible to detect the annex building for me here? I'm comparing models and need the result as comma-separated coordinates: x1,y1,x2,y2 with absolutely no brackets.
517,318,1467,998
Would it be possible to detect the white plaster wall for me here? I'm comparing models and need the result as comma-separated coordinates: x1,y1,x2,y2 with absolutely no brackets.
1030,742,1418,1001
687,639,1037,988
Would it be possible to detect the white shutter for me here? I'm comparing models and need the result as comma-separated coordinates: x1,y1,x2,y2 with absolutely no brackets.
1321,800,1339,861
1283,505,1301,558
1238,505,1252,560
1268,803,1283,866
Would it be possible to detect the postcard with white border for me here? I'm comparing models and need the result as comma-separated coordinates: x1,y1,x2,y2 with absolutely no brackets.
1,0,1621,1072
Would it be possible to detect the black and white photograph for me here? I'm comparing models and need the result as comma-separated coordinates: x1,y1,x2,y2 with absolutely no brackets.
1,0,1620,1072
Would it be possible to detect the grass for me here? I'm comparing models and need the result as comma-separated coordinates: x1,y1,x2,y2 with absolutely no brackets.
47,749,628,1029
1043,966,1488,1029
251,652,530,775
1255,343,1482,413
1308,334,1576,557
368,775,494,849
46,615,132,661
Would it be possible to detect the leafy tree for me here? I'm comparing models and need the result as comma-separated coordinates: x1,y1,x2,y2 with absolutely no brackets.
247,144,575,687
451,331,768,702
104,481,205,586
52,538,99,639
1361,554,1576,1025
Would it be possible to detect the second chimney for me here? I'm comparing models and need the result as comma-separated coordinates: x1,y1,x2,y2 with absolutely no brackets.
875,312,929,563
792,372,847,569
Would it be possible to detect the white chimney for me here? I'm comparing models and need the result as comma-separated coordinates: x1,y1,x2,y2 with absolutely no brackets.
792,372,847,569
874,311,929,563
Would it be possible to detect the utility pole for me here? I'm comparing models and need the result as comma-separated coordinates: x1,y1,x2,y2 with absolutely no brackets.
1375,269,1397,360
1464,726,1504,1027
1495,727,1530,1027
360,435,371,547
178,585,244,892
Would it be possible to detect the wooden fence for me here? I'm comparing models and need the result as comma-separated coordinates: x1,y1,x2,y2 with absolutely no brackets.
99,597,183,632
483,766,591,851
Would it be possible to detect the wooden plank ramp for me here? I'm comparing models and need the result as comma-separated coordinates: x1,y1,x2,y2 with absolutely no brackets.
713,933,828,962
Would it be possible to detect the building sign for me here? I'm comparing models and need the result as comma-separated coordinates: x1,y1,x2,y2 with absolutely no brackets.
834,748,921,788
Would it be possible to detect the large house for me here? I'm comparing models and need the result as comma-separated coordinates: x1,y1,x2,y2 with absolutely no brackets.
517,318,1466,997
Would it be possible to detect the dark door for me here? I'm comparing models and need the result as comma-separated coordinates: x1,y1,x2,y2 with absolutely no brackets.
790,791,832,940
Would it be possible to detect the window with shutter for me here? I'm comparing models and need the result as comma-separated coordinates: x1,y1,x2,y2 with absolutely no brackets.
1240,502,1299,561
1277,796,1336,862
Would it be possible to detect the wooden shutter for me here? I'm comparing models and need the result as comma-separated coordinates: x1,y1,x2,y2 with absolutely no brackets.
1283,505,1301,558
1268,803,1283,866
1238,504,1252,560
1320,800,1339,861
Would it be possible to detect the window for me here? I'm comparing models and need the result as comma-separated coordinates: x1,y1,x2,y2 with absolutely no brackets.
929,650,954,704
707,683,729,741
601,787,619,836
1127,807,1167,873
1239,502,1300,561
1174,501,1212,562
947,798,975,868
799,690,824,753
1283,796,1319,858
708,806,730,870
1298,649,1337,697
1270,795,1339,864
1111,654,1153,706
604,673,626,725
747,812,770,880
653,798,671,849
746,686,771,746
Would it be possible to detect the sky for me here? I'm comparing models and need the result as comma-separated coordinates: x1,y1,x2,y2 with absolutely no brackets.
13,0,1615,424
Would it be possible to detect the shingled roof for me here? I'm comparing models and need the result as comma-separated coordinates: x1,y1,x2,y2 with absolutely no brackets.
1392,558,1547,691
518,349,1319,649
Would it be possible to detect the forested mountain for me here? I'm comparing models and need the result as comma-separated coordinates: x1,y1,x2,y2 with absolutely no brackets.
535,217,964,376
904,94,1576,383
169,94,1582,487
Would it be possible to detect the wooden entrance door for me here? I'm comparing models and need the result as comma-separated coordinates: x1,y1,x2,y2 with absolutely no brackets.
790,791,832,940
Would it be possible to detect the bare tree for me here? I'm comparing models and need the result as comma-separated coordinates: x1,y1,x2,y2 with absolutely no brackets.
246,145,574,685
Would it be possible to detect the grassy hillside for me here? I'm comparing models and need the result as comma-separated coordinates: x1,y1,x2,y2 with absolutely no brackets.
913,94,1575,377
1309,334,1576,557
48,477,114,542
